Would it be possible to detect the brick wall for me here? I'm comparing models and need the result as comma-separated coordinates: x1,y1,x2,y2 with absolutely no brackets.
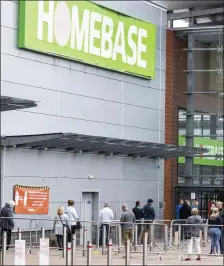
164,29,223,219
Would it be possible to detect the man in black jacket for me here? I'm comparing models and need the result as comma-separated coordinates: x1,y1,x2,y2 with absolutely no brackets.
0,200,15,250
133,201,144,242
143,199,155,243
179,200,192,240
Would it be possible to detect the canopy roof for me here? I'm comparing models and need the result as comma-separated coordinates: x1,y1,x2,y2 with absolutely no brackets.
1,132,208,160
0,96,37,112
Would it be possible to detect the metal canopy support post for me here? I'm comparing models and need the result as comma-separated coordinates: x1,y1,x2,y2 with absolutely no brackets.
184,10,195,185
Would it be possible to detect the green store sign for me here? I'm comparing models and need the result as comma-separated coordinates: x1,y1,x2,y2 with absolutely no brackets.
19,1,156,79
179,136,223,167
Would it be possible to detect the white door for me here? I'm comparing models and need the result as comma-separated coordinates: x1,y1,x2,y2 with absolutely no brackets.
82,192,93,241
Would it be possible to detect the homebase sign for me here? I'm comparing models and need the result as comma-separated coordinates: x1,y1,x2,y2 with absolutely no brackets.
19,1,156,79
179,136,223,167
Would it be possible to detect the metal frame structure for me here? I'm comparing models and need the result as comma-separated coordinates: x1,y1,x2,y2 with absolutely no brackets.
0,132,207,160
0,96,37,112
167,2,223,188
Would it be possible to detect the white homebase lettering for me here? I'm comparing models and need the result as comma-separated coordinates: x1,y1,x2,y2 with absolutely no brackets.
112,21,127,63
54,2,71,47
127,25,137,66
101,16,114,59
37,1,54,43
137,28,147,68
89,12,102,56
71,6,90,52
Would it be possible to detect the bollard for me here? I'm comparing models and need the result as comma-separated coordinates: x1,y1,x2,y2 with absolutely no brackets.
107,239,112,266
143,232,148,266
87,241,92,266
83,227,87,257
2,231,7,265
102,225,106,255
41,227,45,239
178,225,181,248
164,225,168,251
17,228,22,240
115,225,118,245
134,224,138,250
66,241,72,266
118,226,122,253
63,226,67,258
71,234,76,266
125,239,130,266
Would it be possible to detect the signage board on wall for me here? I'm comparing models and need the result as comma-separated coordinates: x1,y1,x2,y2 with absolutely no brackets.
14,185,49,214
178,136,223,167
18,1,156,79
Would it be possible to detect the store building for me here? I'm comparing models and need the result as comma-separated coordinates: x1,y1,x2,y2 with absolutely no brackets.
163,1,224,219
1,0,171,226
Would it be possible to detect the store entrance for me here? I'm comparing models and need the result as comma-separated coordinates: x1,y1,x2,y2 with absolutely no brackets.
175,187,224,219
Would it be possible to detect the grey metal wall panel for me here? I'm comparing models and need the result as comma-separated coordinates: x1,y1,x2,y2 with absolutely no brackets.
1,0,166,221
2,148,164,219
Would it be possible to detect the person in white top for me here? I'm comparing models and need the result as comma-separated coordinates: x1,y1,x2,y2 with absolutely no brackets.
66,200,78,242
99,202,113,246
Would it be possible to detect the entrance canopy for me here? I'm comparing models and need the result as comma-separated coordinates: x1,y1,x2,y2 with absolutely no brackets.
1,133,207,160
0,96,37,112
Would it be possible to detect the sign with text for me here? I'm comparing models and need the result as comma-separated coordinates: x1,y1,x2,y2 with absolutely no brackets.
178,136,223,166
14,185,49,214
39,238,49,265
18,0,156,79
15,240,26,265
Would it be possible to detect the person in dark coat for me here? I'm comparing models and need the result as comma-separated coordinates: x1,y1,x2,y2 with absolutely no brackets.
143,199,155,243
0,200,15,250
133,201,144,242
179,200,192,240
179,200,192,220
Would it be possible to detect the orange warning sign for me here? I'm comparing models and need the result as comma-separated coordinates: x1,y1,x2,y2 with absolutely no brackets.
14,185,49,214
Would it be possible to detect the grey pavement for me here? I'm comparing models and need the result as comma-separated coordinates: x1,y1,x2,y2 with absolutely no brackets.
4,247,224,265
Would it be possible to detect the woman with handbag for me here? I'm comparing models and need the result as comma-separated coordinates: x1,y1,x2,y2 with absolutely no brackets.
67,200,82,242
53,206,70,250
208,208,222,254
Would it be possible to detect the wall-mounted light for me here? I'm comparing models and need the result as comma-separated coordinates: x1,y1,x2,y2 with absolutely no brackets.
88,175,94,179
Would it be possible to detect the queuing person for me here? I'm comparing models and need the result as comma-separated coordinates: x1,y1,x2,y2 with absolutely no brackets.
185,208,203,261
179,200,192,240
120,204,135,258
0,200,15,250
132,200,143,242
99,203,113,246
176,199,183,219
179,200,192,220
216,201,224,254
66,200,79,242
191,200,199,209
208,208,222,254
53,206,70,250
143,199,155,221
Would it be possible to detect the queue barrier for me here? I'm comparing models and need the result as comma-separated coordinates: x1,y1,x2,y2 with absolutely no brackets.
0,217,224,265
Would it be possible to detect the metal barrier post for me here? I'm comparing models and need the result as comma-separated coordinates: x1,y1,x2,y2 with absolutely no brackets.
87,241,92,266
134,224,138,250
71,234,76,266
118,226,122,253
164,225,168,251
63,226,67,258
178,225,181,248
143,232,148,266
150,223,154,245
203,222,208,247
2,231,7,265
107,239,112,265
66,241,71,266
41,227,45,239
125,239,130,266
102,225,106,255
17,228,22,240
115,225,118,245
83,227,87,257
